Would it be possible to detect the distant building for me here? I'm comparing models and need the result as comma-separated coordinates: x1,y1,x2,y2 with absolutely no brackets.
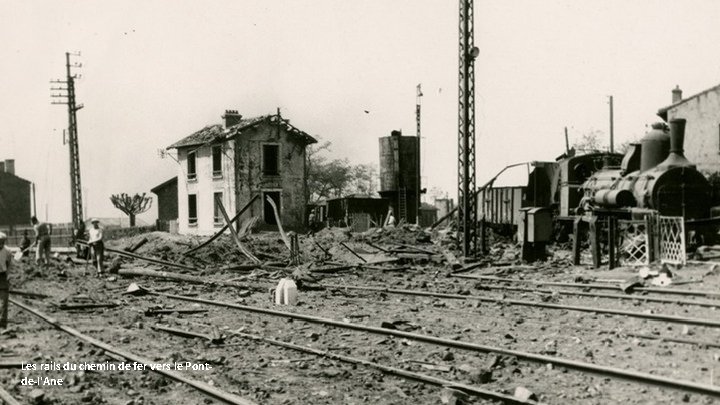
325,195,389,229
433,197,454,220
151,176,178,231
167,110,316,235
418,203,438,227
0,159,32,227
658,84,720,175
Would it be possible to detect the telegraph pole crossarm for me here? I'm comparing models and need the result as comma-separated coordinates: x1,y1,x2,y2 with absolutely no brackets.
50,51,84,231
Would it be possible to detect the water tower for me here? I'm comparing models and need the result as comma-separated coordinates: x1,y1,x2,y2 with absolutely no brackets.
378,130,420,224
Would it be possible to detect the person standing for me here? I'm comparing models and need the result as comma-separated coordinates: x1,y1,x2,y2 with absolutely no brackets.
31,216,51,266
385,208,396,228
88,219,105,275
308,210,316,235
0,232,11,328
75,220,88,260
19,230,31,257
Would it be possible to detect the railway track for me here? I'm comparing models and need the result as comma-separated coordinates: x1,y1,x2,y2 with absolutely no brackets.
319,283,720,328
12,247,720,404
9,298,256,405
10,295,539,405
119,283,720,399
454,274,720,299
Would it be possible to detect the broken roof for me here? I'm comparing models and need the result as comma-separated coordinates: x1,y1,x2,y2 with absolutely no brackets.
657,83,720,121
167,114,317,149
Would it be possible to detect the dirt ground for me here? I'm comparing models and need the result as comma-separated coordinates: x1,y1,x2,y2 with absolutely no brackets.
2,227,720,404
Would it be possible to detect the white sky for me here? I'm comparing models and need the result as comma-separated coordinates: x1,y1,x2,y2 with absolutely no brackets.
2,0,720,223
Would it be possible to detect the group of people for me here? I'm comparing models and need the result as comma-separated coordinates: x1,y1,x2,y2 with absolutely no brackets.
0,217,106,329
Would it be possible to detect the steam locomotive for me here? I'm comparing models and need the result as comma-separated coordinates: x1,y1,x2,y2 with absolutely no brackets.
478,118,715,240
578,118,711,219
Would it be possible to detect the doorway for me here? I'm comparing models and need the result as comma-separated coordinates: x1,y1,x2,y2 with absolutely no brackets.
263,191,281,225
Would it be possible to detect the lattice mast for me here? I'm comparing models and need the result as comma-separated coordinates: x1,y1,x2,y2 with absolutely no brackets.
458,0,478,256
416,84,423,225
51,52,84,229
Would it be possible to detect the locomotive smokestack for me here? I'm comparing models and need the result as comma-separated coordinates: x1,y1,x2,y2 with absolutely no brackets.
669,118,685,155
658,118,694,169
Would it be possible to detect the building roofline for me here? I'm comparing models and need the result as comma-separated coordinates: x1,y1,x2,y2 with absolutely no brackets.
150,176,178,194
167,114,317,150
0,171,31,185
657,83,720,121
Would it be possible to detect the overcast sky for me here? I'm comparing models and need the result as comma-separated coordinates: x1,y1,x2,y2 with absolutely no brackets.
2,0,720,224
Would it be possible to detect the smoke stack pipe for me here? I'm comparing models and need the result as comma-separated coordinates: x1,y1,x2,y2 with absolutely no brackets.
672,85,683,103
657,118,694,169
669,118,685,154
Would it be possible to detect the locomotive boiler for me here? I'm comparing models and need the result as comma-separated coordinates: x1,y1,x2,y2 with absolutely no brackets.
579,118,711,219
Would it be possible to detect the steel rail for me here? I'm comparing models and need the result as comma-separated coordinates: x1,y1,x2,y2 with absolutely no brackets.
321,284,720,328
234,332,539,405
454,274,720,298
0,386,20,405
334,295,720,350
470,284,720,308
150,320,538,404
10,299,256,405
142,287,720,398
118,268,265,291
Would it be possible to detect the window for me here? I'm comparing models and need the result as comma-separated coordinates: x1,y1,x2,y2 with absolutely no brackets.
212,145,222,176
262,144,279,175
187,151,197,180
188,194,197,225
213,192,223,224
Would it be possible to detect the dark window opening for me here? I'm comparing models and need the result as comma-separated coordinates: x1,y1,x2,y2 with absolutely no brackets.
212,146,222,176
188,194,197,225
263,144,279,175
263,191,281,225
213,192,223,224
187,151,197,180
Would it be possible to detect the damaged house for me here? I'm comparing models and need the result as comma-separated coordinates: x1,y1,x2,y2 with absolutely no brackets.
167,110,317,235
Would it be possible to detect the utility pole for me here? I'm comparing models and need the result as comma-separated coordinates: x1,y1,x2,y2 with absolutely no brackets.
415,83,423,225
564,127,570,154
51,52,84,230
458,0,478,257
608,95,614,153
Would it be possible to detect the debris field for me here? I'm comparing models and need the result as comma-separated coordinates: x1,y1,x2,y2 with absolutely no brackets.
3,227,720,405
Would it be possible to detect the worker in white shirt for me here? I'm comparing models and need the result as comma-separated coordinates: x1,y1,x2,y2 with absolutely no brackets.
0,232,12,328
87,219,105,275
385,208,396,228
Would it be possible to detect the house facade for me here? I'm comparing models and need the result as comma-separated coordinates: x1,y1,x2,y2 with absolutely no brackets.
167,110,316,235
658,84,720,176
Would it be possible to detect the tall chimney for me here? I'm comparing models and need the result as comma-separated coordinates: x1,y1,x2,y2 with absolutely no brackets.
657,118,694,169
672,85,683,104
4,159,15,175
222,110,242,128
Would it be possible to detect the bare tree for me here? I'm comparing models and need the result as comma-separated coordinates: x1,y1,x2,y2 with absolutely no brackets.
110,193,152,227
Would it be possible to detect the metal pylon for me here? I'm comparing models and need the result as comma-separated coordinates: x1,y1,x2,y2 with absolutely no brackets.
458,0,477,257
